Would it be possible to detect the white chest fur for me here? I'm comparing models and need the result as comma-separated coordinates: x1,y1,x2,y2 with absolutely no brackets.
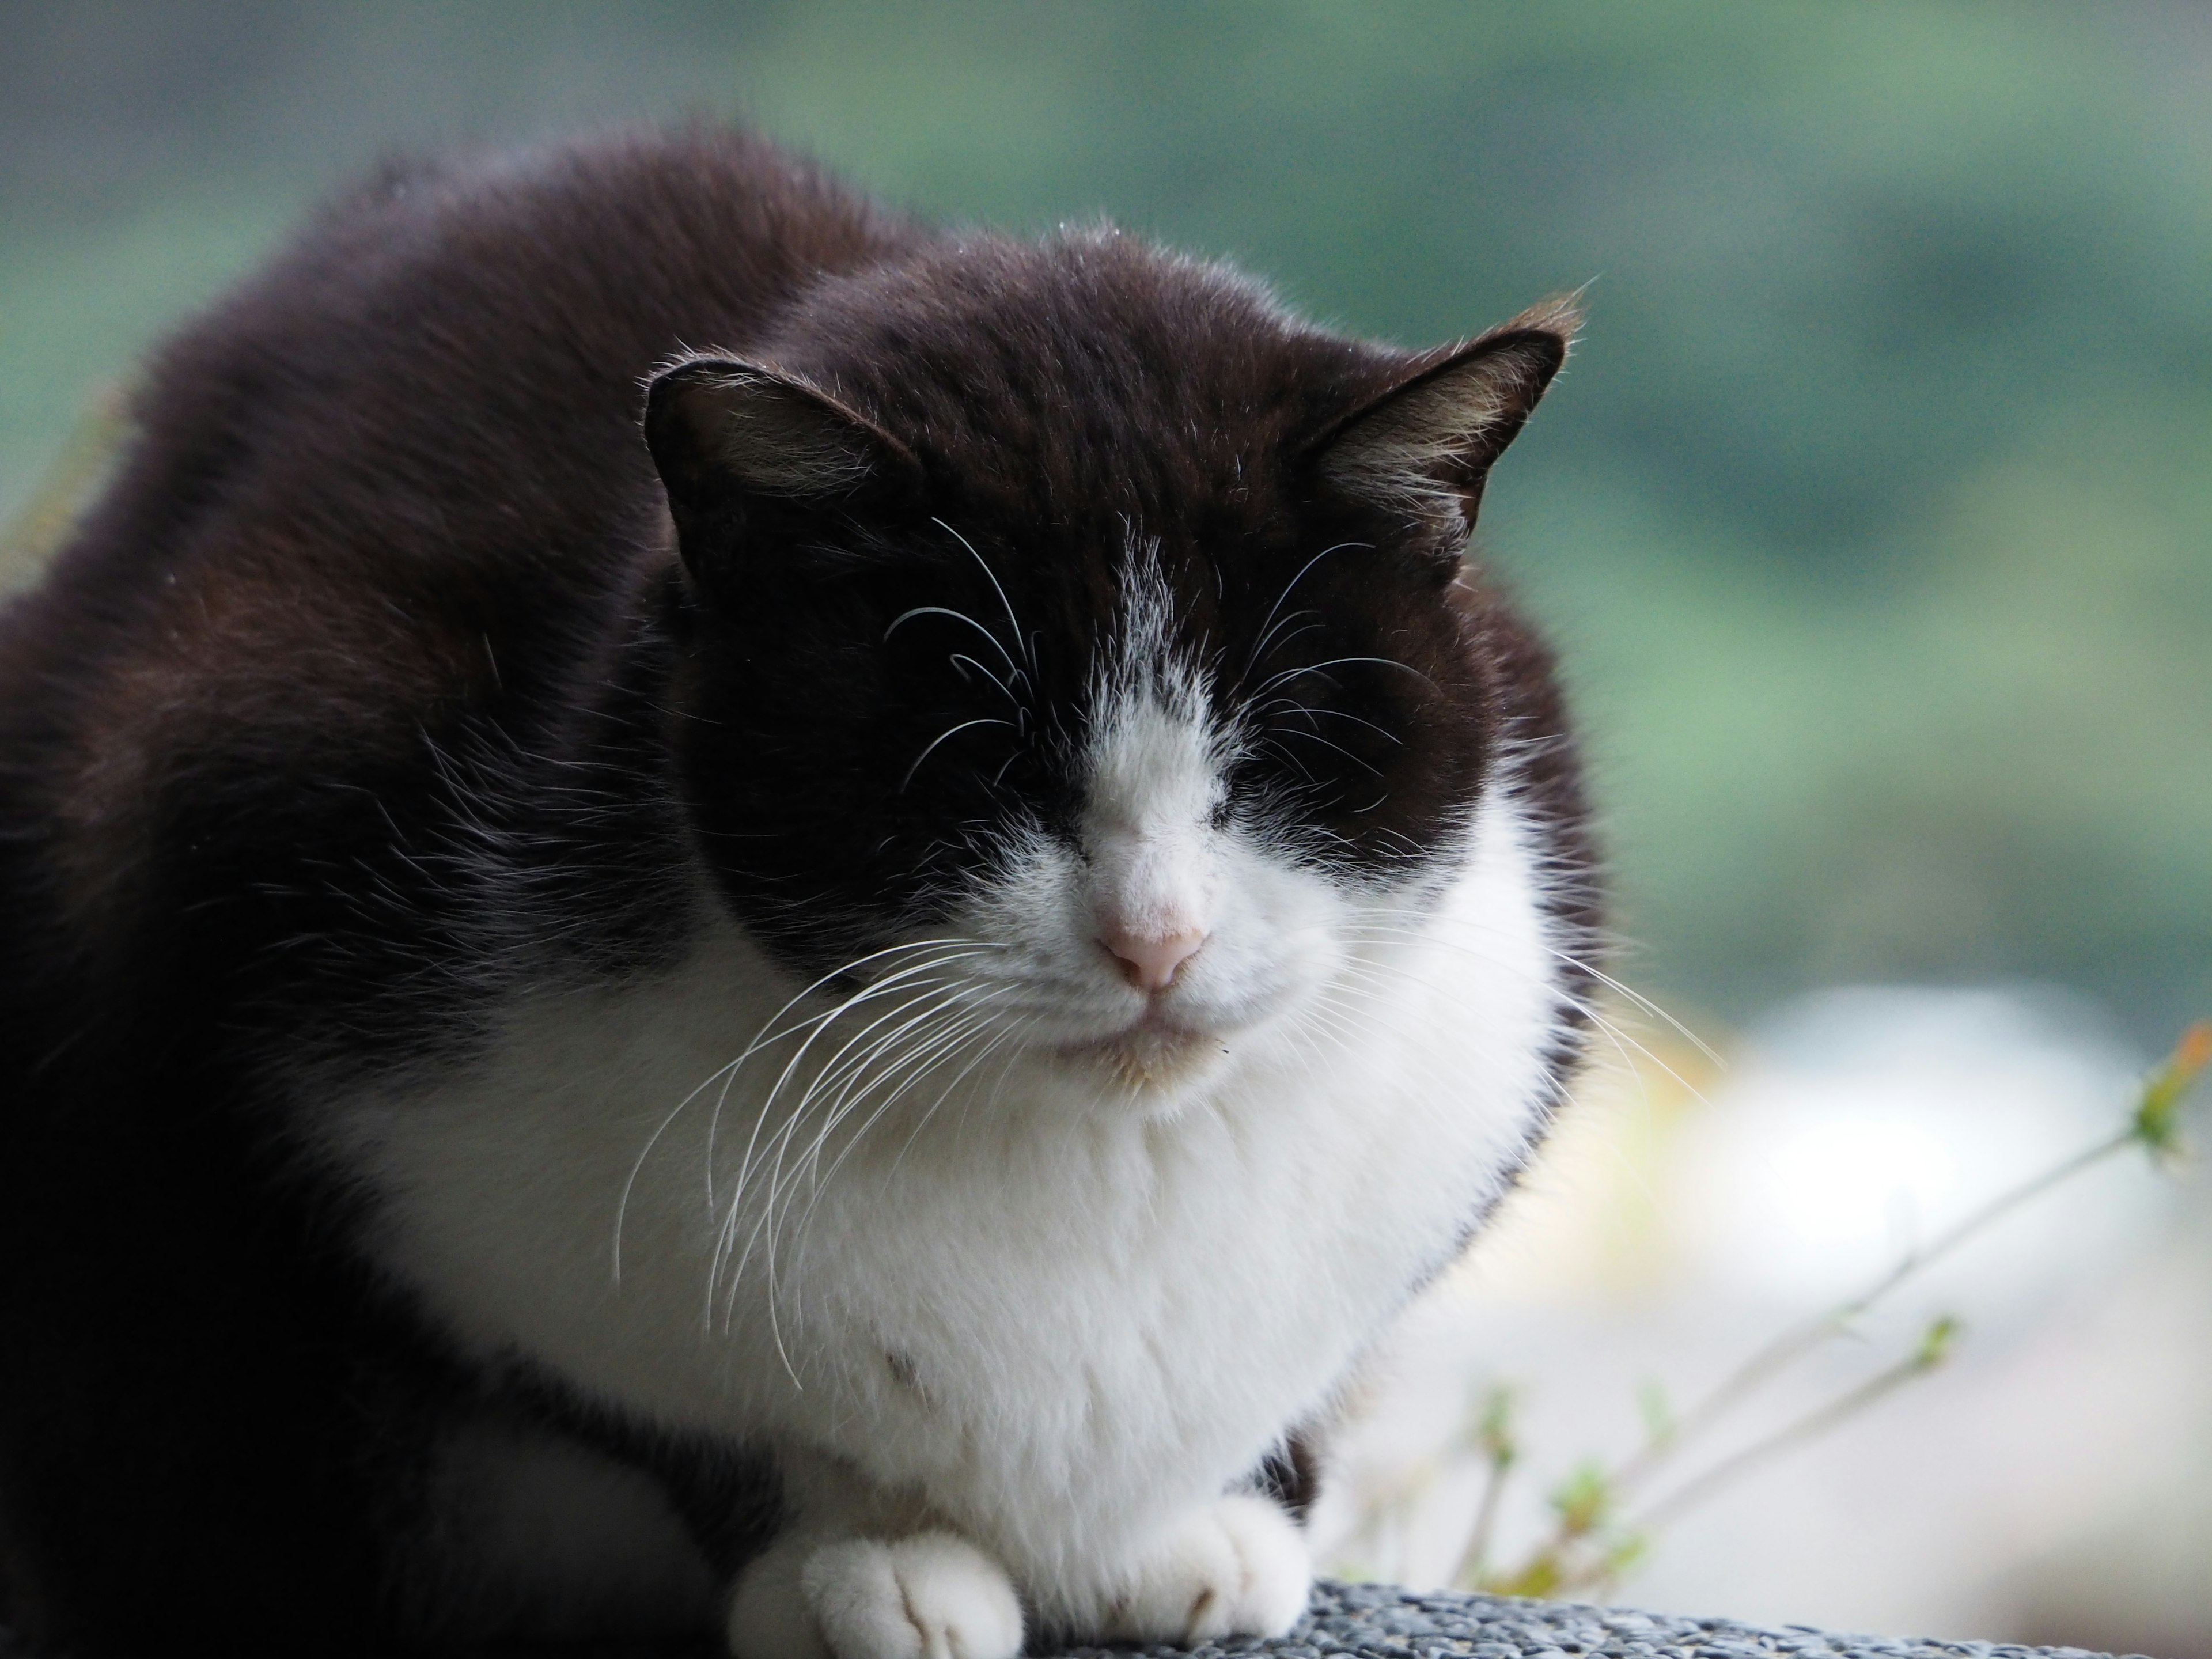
322,787,1561,1596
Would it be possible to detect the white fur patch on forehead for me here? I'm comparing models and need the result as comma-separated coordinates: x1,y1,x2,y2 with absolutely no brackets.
1083,544,1220,838
1085,686,1219,840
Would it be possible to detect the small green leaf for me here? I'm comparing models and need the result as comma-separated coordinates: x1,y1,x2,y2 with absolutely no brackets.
1483,1552,1563,1600
2134,1021,2211,1163
1604,1531,1650,1577
1475,1385,1519,1468
1915,1315,1961,1369
1550,1461,1612,1538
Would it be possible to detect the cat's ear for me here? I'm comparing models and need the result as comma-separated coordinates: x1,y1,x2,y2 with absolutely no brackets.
1304,296,1579,536
643,355,919,573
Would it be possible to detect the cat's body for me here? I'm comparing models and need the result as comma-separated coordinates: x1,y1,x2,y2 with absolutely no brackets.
0,128,1595,1657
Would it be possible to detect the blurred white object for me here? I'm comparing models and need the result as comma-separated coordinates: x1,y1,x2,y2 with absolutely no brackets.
1679,987,2156,1320
1312,985,2206,1650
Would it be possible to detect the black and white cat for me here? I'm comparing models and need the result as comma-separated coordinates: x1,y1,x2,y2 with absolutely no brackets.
0,127,1596,1657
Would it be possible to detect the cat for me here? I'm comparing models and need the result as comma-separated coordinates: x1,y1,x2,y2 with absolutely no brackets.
0,126,1596,1658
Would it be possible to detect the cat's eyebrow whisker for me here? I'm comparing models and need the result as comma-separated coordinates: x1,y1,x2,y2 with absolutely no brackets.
948,652,1020,705
1252,736,1321,786
1251,654,1440,701
1244,541,1368,676
1243,616,1325,678
884,605,1022,681
1255,700,1404,748
932,517,1038,681
900,718,1016,794
1270,725,1382,778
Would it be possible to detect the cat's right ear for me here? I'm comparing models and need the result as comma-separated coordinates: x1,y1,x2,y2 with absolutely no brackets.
1300,296,1580,544
643,356,920,584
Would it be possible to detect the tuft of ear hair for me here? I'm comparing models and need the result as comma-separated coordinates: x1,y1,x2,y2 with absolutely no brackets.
1306,295,1581,533
643,353,919,521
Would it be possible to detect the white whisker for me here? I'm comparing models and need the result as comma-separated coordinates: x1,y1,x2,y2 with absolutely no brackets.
934,516,1038,681
1244,540,1368,675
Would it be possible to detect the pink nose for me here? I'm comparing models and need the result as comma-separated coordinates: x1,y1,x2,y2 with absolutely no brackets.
1100,926,1207,994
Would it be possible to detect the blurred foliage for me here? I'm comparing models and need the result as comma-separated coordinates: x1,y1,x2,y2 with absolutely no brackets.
1371,1019,2210,1600
1,0,2206,1038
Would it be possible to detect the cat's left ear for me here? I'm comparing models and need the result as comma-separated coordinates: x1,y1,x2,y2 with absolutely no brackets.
643,355,921,577
1302,295,1580,536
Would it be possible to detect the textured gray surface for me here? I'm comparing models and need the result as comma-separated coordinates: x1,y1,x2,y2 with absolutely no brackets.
1054,1582,2134,1659
0,1582,2143,1657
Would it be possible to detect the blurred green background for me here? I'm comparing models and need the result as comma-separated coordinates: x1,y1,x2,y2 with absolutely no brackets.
2,0,2206,1045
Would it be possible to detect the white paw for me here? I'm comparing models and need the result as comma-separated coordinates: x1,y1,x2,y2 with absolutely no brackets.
779,1532,1024,1659
1108,1493,1312,1645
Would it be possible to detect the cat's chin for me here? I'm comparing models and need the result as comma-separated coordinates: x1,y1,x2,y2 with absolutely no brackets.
1056,1019,1230,1097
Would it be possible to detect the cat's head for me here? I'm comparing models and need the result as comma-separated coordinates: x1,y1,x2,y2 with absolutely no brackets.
643,230,1577,1101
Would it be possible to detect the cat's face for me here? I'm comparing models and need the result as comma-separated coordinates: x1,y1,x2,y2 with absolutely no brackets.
646,234,1571,1097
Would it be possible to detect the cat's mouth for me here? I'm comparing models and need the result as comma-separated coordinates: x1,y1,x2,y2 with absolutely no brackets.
1058,1012,1226,1090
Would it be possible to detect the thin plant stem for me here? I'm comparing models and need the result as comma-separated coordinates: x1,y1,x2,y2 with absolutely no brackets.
1454,1456,1513,1589
1612,1128,2132,1499
1606,1017,2210,1501
1626,1317,1957,1538
1450,1389,1517,1588
1462,1019,2209,1599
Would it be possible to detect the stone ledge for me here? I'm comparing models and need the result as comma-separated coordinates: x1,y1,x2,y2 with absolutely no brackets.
1054,1581,2135,1659
0,1581,2143,1658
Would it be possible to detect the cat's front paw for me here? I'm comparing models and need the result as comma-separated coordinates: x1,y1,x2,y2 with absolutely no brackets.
726,1530,1024,1659
1108,1493,1312,1645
